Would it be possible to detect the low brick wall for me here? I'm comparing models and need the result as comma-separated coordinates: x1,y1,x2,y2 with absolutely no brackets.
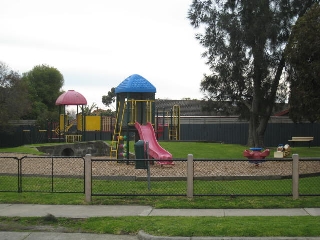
37,141,110,157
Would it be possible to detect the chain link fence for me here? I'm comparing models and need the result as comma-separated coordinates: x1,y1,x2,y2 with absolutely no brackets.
299,159,320,196
0,156,85,193
91,159,187,196
90,157,320,197
0,157,19,192
193,159,293,196
1,155,319,197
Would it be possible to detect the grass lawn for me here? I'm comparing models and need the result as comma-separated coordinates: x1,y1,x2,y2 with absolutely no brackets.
0,142,320,237
1,215,320,237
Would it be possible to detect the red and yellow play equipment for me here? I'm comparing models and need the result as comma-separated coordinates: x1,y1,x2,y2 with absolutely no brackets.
55,90,113,143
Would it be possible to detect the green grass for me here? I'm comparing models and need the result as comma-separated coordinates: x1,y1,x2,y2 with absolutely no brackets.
3,141,318,159
1,142,320,237
2,173,319,199
0,146,43,155
0,215,320,237
117,140,320,159
0,143,65,155
1,192,320,208
160,141,249,158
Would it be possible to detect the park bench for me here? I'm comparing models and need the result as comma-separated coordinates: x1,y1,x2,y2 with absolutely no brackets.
288,136,314,148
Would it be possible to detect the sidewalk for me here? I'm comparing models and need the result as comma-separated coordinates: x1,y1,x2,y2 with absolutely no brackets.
0,204,320,217
0,204,320,218
0,204,319,240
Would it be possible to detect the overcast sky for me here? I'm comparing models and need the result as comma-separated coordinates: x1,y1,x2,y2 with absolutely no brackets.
1,0,209,109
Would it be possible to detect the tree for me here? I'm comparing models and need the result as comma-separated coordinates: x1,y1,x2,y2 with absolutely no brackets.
102,87,116,117
188,0,317,147
81,103,98,116
22,64,64,127
0,61,30,130
102,87,116,108
285,3,320,123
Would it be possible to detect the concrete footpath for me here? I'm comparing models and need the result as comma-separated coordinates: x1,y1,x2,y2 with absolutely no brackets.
0,204,319,240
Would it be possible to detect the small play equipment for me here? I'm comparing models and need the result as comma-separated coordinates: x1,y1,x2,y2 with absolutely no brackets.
274,144,291,158
111,74,173,165
55,90,87,142
243,147,270,166
55,90,112,143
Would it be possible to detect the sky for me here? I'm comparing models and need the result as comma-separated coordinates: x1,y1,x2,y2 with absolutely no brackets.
1,0,209,110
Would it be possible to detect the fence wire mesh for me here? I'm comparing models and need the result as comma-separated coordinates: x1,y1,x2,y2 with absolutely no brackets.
0,155,319,196
193,159,293,196
299,159,320,196
92,159,187,196
0,157,19,192
0,156,85,193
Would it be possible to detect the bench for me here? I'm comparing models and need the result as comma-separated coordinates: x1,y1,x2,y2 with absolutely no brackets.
288,137,314,148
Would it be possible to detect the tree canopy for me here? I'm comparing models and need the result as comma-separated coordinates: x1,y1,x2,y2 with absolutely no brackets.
0,61,30,130
22,64,64,127
81,103,98,116
102,87,116,116
102,87,116,108
285,3,320,123
188,0,317,146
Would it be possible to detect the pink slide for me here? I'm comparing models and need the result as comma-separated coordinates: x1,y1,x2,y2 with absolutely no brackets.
134,122,174,165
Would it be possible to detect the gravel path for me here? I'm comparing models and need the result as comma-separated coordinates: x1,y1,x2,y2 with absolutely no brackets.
1,153,319,178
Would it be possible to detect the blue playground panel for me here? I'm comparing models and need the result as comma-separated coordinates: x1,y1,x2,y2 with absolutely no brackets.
115,74,156,93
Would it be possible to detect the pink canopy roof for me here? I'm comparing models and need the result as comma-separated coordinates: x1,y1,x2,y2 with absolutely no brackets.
55,90,87,105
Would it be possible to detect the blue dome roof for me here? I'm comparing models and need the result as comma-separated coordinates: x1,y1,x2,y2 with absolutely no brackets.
115,74,156,93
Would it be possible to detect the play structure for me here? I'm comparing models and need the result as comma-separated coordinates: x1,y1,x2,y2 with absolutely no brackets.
135,122,173,165
243,147,270,166
55,90,113,143
55,90,87,142
111,74,174,165
155,105,180,140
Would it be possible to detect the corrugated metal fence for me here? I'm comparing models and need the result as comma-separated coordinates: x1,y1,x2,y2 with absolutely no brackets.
179,123,320,147
1,119,320,147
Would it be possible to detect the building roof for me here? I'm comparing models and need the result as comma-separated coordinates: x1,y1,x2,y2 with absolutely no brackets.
115,74,156,94
55,90,87,105
274,109,289,116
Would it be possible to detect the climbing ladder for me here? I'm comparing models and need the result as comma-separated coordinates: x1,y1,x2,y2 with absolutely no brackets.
169,105,180,140
110,99,155,158
110,101,127,158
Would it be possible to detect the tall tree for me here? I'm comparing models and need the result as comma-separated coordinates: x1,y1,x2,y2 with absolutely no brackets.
102,87,116,117
22,64,64,127
0,61,30,130
102,87,116,108
188,0,317,146
285,3,320,123
81,103,98,116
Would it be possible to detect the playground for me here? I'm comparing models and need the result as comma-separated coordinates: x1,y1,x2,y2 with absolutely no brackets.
4,74,320,180
41,74,180,165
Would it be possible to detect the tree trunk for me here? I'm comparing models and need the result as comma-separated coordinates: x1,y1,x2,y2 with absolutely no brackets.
247,115,268,147
247,56,285,147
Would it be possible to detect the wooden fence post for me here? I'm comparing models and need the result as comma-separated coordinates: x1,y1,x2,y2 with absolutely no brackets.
292,154,299,200
187,154,194,198
85,154,92,203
